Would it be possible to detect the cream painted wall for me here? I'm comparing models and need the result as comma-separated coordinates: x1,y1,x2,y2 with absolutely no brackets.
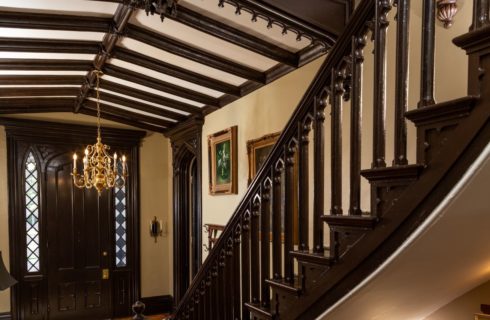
0,113,172,313
201,57,325,258
425,280,490,320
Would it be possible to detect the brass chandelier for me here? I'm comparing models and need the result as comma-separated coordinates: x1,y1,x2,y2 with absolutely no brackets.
72,70,127,194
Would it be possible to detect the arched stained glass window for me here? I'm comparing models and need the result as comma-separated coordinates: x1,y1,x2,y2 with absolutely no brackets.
25,152,40,273
114,165,127,268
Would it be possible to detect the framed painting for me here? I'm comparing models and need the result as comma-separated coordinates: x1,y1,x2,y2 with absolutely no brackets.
208,126,238,195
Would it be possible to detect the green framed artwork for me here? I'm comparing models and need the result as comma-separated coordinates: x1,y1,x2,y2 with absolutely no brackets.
208,126,238,195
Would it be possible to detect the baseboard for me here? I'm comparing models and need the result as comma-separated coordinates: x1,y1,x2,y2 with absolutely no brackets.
140,295,173,315
0,312,11,320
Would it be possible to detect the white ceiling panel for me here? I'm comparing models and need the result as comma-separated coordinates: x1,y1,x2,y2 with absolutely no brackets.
130,10,278,71
0,71,88,75
99,88,190,116
109,58,224,98
102,74,205,108
0,27,105,41
89,97,178,123
0,52,95,60
118,37,247,86
180,0,311,52
0,0,118,17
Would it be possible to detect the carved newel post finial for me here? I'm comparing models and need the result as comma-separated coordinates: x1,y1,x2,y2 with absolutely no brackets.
132,300,146,320
437,0,459,28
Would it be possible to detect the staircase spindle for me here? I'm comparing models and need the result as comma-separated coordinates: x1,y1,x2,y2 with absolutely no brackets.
219,250,227,319
394,0,410,165
233,226,241,319
298,118,311,250
349,35,366,215
372,0,391,168
331,68,344,215
313,96,326,253
419,0,436,107
272,165,283,279
225,239,234,319
241,212,251,320
212,263,219,320
260,180,272,306
250,198,261,303
472,0,490,30
284,144,296,283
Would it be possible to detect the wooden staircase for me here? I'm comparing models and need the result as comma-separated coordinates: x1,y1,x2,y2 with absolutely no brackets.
172,0,490,319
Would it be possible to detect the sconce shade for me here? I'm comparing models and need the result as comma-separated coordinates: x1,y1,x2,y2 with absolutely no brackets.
0,251,17,291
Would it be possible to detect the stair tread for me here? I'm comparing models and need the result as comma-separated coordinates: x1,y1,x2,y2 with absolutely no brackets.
245,302,273,319
290,250,333,266
405,95,478,126
321,214,378,229
266,276,302,295
361,164,424,182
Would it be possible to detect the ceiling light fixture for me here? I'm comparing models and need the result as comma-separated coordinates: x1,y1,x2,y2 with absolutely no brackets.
72,70,127,195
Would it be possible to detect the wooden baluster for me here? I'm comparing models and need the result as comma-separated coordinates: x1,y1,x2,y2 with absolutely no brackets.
233,226,242,319
331,68,344,215
298,118,311,250
251,197,261,303
212,262,219,319
419,0,436,107
199,282,205,320
226,238,234,319
205,274,212,319
349,35,366,215
472,0,490,30
313,96,326,253
219,250,227,319
372,0,391,168
284,142,296,283
260,179,272,307
394,0,410,165
272,164,283,279
241,211,251,320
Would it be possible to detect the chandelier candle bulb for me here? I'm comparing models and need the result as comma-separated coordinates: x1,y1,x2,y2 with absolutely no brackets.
73,154,77,170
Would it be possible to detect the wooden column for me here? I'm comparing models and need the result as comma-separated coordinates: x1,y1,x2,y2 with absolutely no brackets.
260,180,271,307
298,118,311,250
313,96,326,253
284,144,296,283
272,164,283,279
331,68,344,215
419,0,436,107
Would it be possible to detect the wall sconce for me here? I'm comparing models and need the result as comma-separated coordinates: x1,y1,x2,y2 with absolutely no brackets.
149,216,163,243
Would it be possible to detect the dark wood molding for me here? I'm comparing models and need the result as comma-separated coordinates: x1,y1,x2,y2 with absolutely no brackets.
0,97,75,114
102,64,220,107
140,295,173,315
0,37,101,54
75,4,136,112
99,79,202,115
112,47,241,97
0,75,85,86
0,11,112,32
83,100,174,128
0,312,11,320
0,87,80,97
0,59,92,71
125,25,266,83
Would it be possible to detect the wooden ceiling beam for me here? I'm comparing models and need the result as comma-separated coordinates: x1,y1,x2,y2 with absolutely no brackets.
113,47,241,97
0,75,85,85
84,100,175,128
103,64,220,107
0,59,92,70
0,37,101,54
99,79,202,115
79,107,167,133
0,97,74,114
89,90,188,122
155,6,298,67
0,11,112,32
126,25,266,83
0,87,80,97
75,4,137,112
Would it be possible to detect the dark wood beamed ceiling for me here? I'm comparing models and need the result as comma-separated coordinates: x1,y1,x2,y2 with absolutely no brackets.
0,0,352,134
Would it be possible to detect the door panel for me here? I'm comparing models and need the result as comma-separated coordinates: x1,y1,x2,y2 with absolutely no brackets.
46,155,111,320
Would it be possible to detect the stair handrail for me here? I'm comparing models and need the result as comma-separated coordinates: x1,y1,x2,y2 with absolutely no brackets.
173,0,375,317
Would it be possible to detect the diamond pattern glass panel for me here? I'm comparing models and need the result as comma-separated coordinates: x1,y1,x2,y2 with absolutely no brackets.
115,179,127,268
25,152,40,273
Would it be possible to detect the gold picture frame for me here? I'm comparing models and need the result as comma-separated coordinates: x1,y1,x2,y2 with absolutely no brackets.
208,126,238,195
247,132,298,244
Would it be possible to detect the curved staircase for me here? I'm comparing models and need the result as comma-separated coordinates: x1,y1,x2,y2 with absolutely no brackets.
172,1,490,319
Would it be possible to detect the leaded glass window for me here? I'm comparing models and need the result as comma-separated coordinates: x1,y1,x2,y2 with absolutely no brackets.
114,178,127,268
25,152,40,273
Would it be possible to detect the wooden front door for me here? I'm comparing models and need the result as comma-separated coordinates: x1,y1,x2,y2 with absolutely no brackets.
5,118,143,320
45,153,112,319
